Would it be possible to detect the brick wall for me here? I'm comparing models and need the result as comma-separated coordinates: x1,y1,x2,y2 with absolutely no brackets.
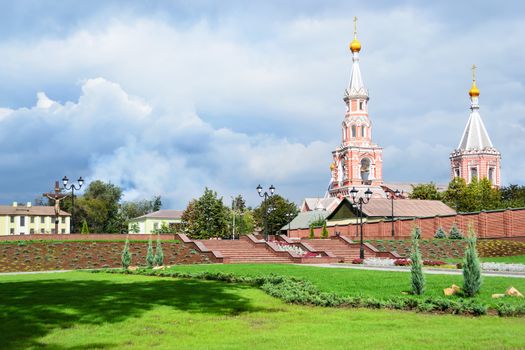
289,208,525,239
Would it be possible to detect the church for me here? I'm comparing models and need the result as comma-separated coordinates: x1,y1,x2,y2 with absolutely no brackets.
302,18,501,211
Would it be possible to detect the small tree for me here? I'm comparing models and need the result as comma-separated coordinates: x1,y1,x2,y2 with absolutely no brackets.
463,226,482,297
434,226,446,239
129,222,140,234
309,224,315,239
154,234,164,266
121,238,132,269
413,225,421,239
146,235,154,268
449,224,463,239
81,219,90,234
321,222,329,239
410,226,425,295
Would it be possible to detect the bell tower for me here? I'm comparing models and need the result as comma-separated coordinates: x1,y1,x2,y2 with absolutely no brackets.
450,65,501,187
329,18,384,199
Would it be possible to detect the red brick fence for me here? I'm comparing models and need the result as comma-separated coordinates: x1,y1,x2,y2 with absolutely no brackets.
289,207,525,240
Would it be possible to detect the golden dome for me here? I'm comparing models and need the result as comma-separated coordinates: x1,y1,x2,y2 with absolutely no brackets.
330,162,335,171
469,81,480,97
350,38,361,53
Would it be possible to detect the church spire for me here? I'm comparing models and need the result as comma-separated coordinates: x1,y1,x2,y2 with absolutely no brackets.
345,16,368,100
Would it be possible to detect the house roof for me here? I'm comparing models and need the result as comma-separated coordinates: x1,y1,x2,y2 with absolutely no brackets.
133,209,183,220
382,183,447,195
280,210,330,230
301,197,341,212
0,205,70,216
327,198,456,220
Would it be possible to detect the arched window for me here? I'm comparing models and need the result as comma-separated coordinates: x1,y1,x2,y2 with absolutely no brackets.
361,126,366,137
360,158,371,181
488,167,494,184
351,125,356,138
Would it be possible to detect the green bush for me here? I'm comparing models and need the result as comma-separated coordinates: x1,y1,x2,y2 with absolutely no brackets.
121,239,132,269
462,226,482,297
309,224,315,239
412,226,421,240
434,226,446,239
449,224,463,239
154,234,164,266
321,222,329,239
146,235,154,268
309,215,326,228
81,220,90,234
410,227,425,295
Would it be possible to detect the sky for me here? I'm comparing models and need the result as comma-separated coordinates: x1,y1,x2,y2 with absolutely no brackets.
0,0,523,208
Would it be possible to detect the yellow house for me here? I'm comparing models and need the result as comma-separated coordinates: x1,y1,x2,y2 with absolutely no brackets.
128,210,183,234
0,202,71,235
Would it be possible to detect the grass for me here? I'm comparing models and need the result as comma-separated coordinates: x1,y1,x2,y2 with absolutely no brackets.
164,264,525,307
1,271,525,349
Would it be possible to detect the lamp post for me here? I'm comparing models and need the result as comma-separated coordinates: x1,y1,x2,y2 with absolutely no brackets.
256,184,275,241
62,176,84,233
349,187,373,259
285,212,294,236
390,189,400,237
231,196,236,240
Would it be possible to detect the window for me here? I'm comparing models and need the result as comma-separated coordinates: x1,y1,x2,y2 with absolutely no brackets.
488,167,494,184
30,216,35,224
359,101,363,110
10,228,14,235
470,167,478,181
40,216,45,224
61,217,66,224
361,126,366,137
153,223,159,230
40,228,45,234
30,228,35,234
20,216,25,227
10,216,14,223
51,229,56,234
351,125,356,138
61,229,66,234
455,168,460,177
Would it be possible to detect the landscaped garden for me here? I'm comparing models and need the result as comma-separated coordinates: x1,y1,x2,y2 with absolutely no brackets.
1,269,525,350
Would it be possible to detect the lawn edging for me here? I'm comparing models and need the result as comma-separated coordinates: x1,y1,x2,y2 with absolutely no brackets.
96,268,525,317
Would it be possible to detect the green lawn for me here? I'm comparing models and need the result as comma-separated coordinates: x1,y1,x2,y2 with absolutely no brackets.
1,271,524,349
164,263,525,307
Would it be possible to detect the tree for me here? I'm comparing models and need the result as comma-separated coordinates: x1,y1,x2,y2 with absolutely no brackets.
321,222,329,239
309,224,315,239
410,226,425,295
253,195,298,235
443,177,501,212
152,222,177,234
146,235,154,268
129,223,140,234
463,226,482,297
501,184,525,208
232,194,247,212
81,220,90,234
434,226,446,239
154,234,164,266
410,183,442,200
121,239,132,269
236,211,255,236
448,224,463,239
443,177,471,212
181,188,230,239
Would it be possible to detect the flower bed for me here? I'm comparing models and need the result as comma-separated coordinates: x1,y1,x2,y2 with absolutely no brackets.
423,260,447,266
351,258,363,264
363,258,395,267
394,258,411,266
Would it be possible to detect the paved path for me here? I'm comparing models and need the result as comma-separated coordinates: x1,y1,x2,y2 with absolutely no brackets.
300,263,525,278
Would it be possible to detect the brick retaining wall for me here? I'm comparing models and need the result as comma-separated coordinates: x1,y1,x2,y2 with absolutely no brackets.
289,208,525,239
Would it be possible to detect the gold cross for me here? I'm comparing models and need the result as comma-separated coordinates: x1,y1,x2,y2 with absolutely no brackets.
472,64,477,82
354,16,358,37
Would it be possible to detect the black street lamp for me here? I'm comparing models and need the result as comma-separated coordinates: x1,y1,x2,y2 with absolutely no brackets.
256,184,275,241
285,212,294,236
390,189,401,237
62,176,84,233
349,186,373,259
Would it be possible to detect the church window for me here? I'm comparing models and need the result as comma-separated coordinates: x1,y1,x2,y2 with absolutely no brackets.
360,158,371,181
351,125,356,138
470,167,478,181
488,167,494,184
361,126,366,137
359,101,363,110
454,168,460,177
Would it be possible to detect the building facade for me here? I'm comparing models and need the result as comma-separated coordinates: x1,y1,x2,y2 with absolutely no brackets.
329,18,385,199
450,66,501,187
128,209,183,234
0,202,71,235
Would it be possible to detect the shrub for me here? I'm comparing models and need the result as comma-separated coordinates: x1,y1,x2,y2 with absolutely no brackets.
146,235,154,268
321,222,329,239
463,226,482,297
394,259,411,266
309,215,326,228
351,258,363,264
434,226,446,239
413,226,421,239
423,260,446,266
81,220,89,234
410,227,425,295
309,224,315,239
449,224,463,239
154,234,164,266
121,239,132,269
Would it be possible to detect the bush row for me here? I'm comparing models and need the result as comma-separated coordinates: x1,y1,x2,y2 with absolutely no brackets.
95,269,525,317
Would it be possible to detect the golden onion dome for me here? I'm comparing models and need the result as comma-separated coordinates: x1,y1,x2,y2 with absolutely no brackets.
330,162,335,171
350,38,361,53
469,81,480,97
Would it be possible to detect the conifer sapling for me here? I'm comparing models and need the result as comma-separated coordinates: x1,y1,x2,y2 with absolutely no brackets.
463,226,482,297
410,226,425,295
146,235,155,268
154,234,164,266
121,238,132,269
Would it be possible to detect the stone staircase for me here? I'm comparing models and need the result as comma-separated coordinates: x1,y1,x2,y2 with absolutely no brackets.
198,237,294,264
305,238,361,262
